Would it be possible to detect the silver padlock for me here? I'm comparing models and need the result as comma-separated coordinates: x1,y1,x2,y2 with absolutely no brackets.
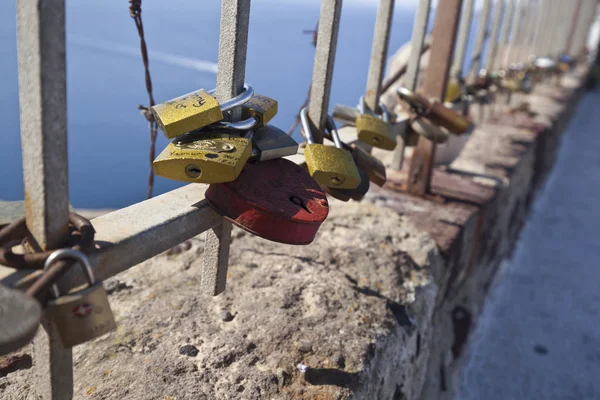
248,125,299,162
45,249,116,348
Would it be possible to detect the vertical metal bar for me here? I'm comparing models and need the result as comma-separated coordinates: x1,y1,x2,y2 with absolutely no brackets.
505,0,524,66
552,1,572,57
470,0,493,76
484,0,505,71
364,0,395,112
495,0,516,70
514,0,535,64
540,0,559,56
16,0,72,398
565,0,584,55
572,0,597,56
531,0,550,57
201,0,250,296
452,0,476,78
407,0,463,196
390,0,432,170
548,1,569,57
526,0,544,59
307,0,343,142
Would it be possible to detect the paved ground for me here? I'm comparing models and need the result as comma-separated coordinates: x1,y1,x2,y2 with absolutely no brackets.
458,87,600,400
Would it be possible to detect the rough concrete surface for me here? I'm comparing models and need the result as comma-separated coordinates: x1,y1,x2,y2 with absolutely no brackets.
458,88,600,400
0,64,592,399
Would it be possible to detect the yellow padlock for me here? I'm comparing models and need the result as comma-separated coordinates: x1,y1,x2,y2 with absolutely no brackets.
445,78,463,103
355,97,397,151
241,95,278,128
151,84,254,139
301,108,361,190
153,120,255,184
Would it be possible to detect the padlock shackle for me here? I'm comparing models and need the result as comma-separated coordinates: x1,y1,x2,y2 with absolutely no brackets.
300,107,315,145
326,117,343,149
43,249,95,298
396,87,429,115
216,116,259,131
207,84,254,113
379,103,391,123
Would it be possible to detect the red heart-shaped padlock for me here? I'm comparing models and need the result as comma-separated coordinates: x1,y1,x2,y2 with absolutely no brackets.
206,158,329,245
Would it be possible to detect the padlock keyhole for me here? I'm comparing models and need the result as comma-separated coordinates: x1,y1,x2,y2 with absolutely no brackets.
289,196,312,214
185,164,202,178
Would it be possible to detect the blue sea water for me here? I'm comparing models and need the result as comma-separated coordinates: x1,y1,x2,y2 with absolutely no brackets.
0,0,480,208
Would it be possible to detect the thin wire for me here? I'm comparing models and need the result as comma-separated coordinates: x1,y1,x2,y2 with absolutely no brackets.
129,0,158,199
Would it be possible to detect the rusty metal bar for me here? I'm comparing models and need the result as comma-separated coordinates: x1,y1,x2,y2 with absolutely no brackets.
16,0,73,397
452,0,476,78
469,0,492,76
495,0,516,70
364,0,395,112
308,0,343,142
484,0,505,70
390,0,432,170
407,0,463,196
2,185,223,291
202,0,251,296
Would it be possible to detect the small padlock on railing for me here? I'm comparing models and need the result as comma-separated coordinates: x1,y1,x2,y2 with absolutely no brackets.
151,84,255,139
301,108,362,190
396,87,474,136
354,97,397,150
205,157,329,245
153,118,257,184
44,249,116,348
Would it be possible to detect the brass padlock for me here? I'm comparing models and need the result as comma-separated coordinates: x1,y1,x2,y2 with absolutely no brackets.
396,87,473,135
241,95,278,128
44,249,116,348
152,84,254,139
355,97,397,150
153,119,255,184
445,78,463,103
301,108,361,190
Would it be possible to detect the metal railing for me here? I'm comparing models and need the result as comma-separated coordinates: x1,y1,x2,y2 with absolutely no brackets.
3,0,599,397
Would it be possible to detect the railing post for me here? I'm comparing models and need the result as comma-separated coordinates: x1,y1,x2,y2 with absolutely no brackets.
307,0,344,142
201,0,251,296
483,0,505,72
514,0,536,64
565,0,585,55
469,0,492,77
452,0,476,79
530,0,550,58
390,0,432,170
364,0,395,114
16,0,73,398
505,0,527,67
495,0,516,71
406,0,463,196
572,0,598,56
